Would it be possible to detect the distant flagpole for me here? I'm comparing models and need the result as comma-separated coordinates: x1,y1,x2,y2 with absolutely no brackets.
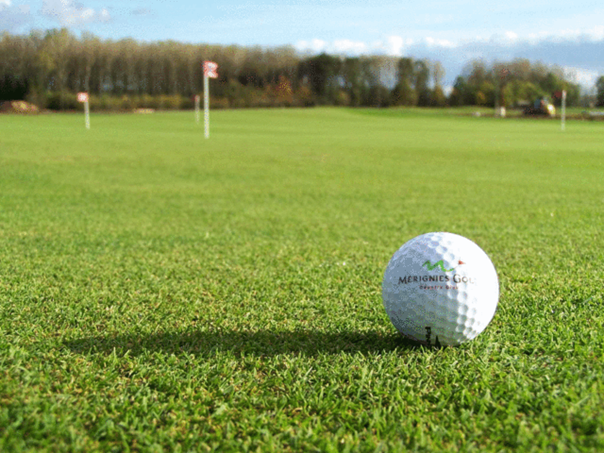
204,75,210,138
77,92,90,129
561,90,567,132
84,98,90,130
202,61,219,139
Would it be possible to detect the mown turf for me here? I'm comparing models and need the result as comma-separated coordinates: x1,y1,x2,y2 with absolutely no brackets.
0,108,603,452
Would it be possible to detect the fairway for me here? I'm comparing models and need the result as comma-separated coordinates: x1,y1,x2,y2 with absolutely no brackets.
1,108,603,451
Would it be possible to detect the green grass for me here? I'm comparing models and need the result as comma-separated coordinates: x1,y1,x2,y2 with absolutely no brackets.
1,108,603,452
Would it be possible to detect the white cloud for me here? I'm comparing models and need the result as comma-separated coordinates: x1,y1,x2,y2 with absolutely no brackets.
590,26,604,40
425,37,456,48
503,31,519,44
563,67,600,88
297,34,457,58
385,36,405,56
522,26,604,45
295,28,604,89
295,38,327,54
0,1,31,31
296,38,370,55
505,31,518,40
41,0,111,26
332,39,367,54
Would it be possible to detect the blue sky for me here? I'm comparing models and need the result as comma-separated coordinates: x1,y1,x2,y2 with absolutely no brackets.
2,0,604,89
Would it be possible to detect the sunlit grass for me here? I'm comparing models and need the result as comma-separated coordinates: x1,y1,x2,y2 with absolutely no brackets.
1,108,603,451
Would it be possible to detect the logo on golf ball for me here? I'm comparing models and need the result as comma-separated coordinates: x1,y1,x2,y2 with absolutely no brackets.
382,232,499,346
397,258,476,287
423,260,461,272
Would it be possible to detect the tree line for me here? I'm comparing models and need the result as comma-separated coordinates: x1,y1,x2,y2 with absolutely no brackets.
0,29,592,110
450,60,583,108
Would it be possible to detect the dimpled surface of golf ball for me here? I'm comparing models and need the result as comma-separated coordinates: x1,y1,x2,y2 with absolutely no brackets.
382,232,499,346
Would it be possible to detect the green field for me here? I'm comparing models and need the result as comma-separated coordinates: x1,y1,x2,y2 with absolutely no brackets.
1,108,603,451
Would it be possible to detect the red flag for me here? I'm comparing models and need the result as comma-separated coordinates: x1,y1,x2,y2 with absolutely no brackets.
203,61,218,78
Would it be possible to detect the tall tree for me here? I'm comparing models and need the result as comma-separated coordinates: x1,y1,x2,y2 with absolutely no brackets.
391,57,417,106
0,32,31,100
341,57,360,106
300,53,342,103
431,61,446,107
414,59,431,106
596,76,604,107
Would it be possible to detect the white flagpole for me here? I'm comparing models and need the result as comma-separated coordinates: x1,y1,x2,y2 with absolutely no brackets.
85,99,90,130
77,92,90,129
561,90,567,132
204,75,210,139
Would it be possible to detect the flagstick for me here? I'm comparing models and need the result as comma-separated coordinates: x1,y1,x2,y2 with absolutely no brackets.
84,99,90,130
204,75,210,139
202,61,218,138
561,90,567,132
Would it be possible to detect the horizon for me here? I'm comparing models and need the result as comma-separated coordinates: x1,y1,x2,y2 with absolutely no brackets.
2,0,603,90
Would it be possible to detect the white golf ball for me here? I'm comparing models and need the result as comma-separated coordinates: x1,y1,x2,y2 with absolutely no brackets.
382,232,499,346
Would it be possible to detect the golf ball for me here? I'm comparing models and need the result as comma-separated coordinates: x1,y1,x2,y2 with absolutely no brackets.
382,232,499,346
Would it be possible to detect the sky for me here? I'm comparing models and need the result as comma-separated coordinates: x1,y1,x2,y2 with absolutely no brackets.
2,0,604,90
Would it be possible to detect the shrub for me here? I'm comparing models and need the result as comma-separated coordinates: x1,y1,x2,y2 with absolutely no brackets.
46,92,79,111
